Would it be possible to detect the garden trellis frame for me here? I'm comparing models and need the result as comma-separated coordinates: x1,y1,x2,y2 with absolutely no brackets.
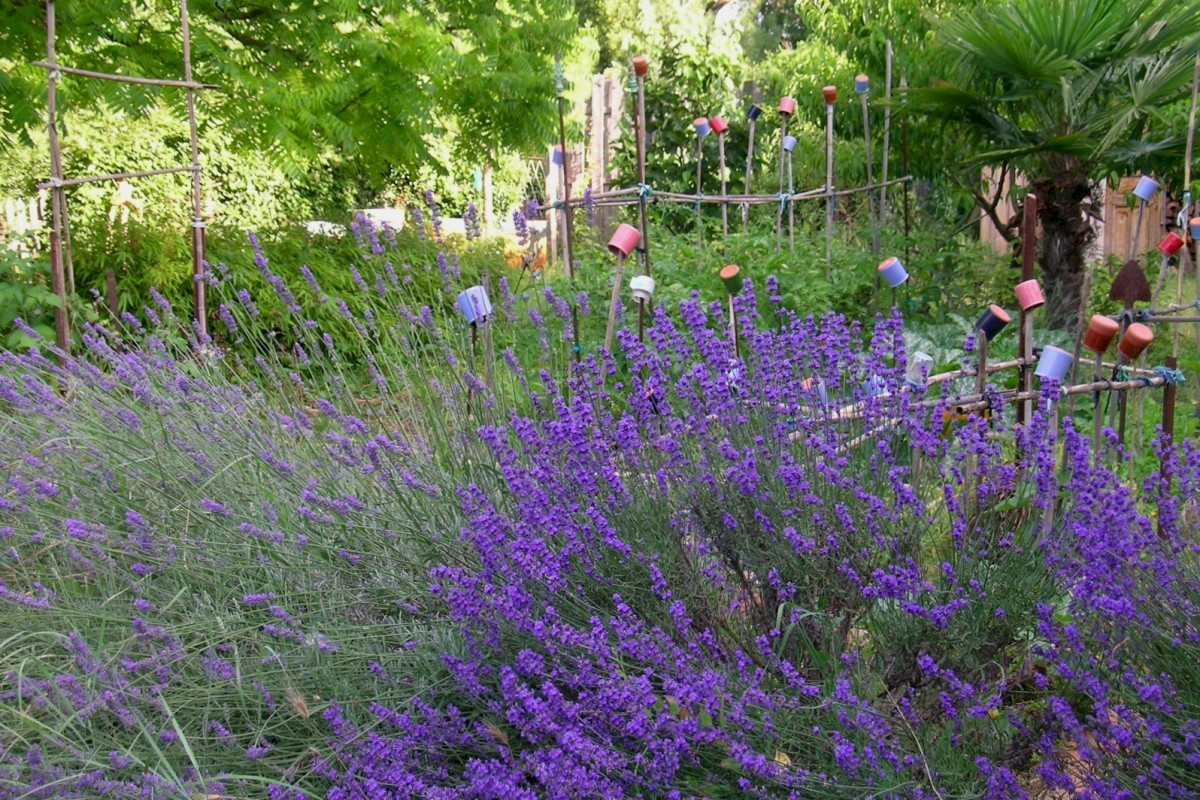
34,0,215,352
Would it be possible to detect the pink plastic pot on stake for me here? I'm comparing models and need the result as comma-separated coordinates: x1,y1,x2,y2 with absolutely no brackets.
1118,323,1154,360
1082,315,1120,354
607,223,642,258
1158,232,1185,256
778,96,796,116
1014,279,1045,311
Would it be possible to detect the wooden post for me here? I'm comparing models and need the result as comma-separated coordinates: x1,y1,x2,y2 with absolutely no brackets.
776,115,789,251
743,110,757,233
787,149,795,253
859,84,879,254
605,253,625,351
695,131,704,265
1159,354,1177,540
554,59,575,280
824,91,835,276
1017,194,1037,427
718,131,728,242
180,0,207,337
45,0,70,353
105,269,119,320
881,40,893,222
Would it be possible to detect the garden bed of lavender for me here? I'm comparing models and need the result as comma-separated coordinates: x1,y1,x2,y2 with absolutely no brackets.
1,216,1198,799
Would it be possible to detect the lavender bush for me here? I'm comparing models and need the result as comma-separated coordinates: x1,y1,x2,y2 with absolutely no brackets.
0,214,1197,798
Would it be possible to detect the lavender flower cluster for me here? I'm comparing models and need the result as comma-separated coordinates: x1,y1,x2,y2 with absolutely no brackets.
0,214,1197,799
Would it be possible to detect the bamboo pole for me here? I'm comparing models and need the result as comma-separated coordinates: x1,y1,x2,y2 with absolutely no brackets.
718,130,728,242
1017,195,1037,427
776,115,789,251
881,40,893,222
695,131,704,265
859,82,879,254
787,148,795,252
30,61,220,90
45,0,69,353
605,253,626,351
180,0,207,337
743,110,757,232
1183,53,1200,412
824,92,836,276
37,165,200,190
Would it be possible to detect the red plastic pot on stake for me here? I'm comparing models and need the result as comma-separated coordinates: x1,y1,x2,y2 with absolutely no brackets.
604,224,642,351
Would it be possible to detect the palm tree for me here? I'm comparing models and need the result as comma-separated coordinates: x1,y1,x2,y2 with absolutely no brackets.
910,0,1200,327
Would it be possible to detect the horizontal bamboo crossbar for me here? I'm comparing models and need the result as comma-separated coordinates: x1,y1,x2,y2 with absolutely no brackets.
32,60,220,90
538,176,913,213
38,165,200,190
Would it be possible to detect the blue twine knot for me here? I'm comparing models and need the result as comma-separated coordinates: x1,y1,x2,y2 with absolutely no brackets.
777,192,790,212
1116,366,1131,382
636,184,653,199
1154,365,1186,384
572,344,585,354
1135,308,1152,322
552,200,566,210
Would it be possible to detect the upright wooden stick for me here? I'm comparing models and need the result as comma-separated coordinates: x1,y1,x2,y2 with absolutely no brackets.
824,94,835,275
776,116,789,251
881,40,893,222
1017,195,1037,427
787,150,795,253
605,254,625,351
1182,54,1200,413
633,59,651,340
45,0,69,353
180,0,207,337
859,84,879,254
718,131,728,242
695,134,704,264
1159,354,1178,540
554,58,580,363
743,113,757,232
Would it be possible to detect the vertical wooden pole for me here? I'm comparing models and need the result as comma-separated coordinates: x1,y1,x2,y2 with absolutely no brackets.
635,72,650,277
605,253,625,351
1017,194,1037,428
1159,354,1177,540
824,98,835,276
881,40,893,222
105,269,119,320
743,115,756,233
787,150,795,253
555,59,575,281
718,132,728,242
776,117,788,251
860,90,879,254
482,268,494,393
46,1,70,353
180,0,207,337
695,134,703,265
901,70,911,263
1181,54,1200,413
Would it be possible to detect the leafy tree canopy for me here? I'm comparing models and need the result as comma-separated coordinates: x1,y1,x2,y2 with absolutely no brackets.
0,0,578,177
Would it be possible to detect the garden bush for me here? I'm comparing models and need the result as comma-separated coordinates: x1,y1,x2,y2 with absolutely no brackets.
0,215,1198,798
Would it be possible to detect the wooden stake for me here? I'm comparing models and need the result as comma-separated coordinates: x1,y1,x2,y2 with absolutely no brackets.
45,0,69,353
824,99,835,275
695,134,704,265
881,40,893,222
776,116,788,251
787,149,795,253
860,90,879,254
1159,354,1178,540
180,0,207,337
1017,195,1037,428
743,115,756,232
605,253,625,351
105,269,119,321
718,132,728,242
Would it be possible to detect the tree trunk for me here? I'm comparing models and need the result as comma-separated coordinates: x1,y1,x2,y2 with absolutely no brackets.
1034,164,1093,329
